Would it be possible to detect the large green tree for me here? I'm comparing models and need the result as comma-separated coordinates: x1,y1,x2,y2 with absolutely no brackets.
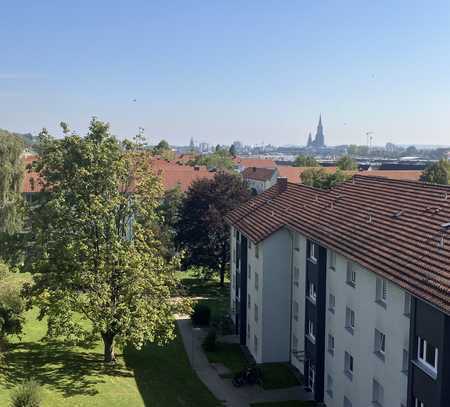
293,155,319,167
336,155,357,170
24,119,189,363
420,159,450,185
176,172,250,285
301,168,350,189
0,133,24,234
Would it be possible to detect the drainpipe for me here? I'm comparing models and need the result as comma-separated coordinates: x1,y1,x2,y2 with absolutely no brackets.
288,229,294,365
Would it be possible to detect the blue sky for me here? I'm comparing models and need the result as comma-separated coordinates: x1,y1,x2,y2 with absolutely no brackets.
1,1,450,146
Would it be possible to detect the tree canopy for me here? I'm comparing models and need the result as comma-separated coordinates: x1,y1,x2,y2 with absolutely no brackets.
420,159,450,185
336,155,357,171
188,149,235,171
293,155,319,167
176,172,250,285
301,168,350,189
24,119,189,362
0,133,24,234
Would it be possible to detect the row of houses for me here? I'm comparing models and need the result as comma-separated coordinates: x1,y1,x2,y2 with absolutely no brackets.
225,175,450,407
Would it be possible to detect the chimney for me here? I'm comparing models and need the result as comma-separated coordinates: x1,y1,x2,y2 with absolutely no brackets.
194,166,200,171
277,177,288,192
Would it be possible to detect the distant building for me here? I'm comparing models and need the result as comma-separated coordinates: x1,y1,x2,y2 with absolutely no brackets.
306,115,326,148
242,167,278,195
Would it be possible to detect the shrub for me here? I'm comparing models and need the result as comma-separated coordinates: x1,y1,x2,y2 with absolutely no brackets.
10,379,42,407
191,303,211,326
211,314,234,335
202,328,217,352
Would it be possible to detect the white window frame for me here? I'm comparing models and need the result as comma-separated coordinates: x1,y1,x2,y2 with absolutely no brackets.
346,262,356,287
329,250,336,270
307,320,315,343
309,281,317,302
372,379,384,406
374,329,386,359
254,303,258,323
254,272,259,291
328,293,335,313
293,300,299,321
328,333,335,355
376,277,387,306
309,242,317,262
417,336,438,376
345,307,355,334
345,351,354,378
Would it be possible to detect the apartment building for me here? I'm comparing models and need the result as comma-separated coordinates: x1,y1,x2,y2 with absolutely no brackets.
227,176,450,407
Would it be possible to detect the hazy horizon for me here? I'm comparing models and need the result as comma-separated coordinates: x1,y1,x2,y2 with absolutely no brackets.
2,1,450,147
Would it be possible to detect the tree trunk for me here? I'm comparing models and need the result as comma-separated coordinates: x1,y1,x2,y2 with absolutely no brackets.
101,332,116,363
219,263,225,287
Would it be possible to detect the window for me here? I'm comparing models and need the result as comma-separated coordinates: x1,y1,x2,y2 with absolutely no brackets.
308,281,317,302
374,329,386,359
417,336,438,376
402,349,409,373
292,334,298,352
294,233,300,251
254,334,258,353
326,374,333,397
255,272,259,290
307,320,315,343
345,307,355,334
329,250,336,270
248,240,252,249
232,248,236,264
293,267,300,287
376,277,387,306
415,398,425,407
248,264,251,280
247,323,250,339
307,364,315,390
309,242,317,262
404,293,412,317
328,333,335,355
255,244,259,258
329,293,336,313
247,294,251,309
346,262,356,287
344,396,353,407
344,352,354,379
372,379,384,406
254,304,258,323
293,301,299,321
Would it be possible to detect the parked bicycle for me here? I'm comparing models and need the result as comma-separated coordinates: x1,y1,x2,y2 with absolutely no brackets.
232,365,263,387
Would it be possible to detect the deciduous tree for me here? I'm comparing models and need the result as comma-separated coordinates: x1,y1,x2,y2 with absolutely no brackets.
293,155,318,167
24,119,189,363
420,159,449,185
301,168,350,189
176,172,250,285
336,155,357,171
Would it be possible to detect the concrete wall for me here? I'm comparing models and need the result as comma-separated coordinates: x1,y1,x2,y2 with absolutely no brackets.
324,249,410,407
260,229,291,363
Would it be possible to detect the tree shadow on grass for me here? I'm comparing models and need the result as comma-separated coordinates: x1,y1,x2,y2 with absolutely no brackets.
123,328,220,407
1,340,133,398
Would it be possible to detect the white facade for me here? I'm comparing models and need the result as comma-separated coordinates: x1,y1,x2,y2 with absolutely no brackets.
245,176,277,195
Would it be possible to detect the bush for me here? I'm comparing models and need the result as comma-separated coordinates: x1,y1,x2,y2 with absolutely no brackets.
202,328,217,352
191,303,211,326
211,314,234,335
10,379,42,407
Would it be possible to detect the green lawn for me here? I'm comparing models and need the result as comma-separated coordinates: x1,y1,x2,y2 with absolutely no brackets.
177,270,230,320
0,273,221,407
205,343,246,376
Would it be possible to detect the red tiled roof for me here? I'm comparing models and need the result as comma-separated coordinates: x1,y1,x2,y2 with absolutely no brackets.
21,155,213,193
226,176,450,314
242,167,277,182
359,170,422,181
234,157,277,169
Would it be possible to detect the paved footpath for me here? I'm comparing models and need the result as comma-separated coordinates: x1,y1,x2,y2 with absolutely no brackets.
177,317,311,407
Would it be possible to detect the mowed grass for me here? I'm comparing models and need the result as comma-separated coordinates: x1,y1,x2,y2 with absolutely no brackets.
0,273,220,407
251,402,316,407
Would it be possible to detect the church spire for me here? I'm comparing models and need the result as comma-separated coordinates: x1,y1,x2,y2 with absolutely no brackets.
307,132,313,147
314,115,325,147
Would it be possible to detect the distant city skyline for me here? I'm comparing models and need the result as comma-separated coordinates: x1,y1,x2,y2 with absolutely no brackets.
1,1,450,146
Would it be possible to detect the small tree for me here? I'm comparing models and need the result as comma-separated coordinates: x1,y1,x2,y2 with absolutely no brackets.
301,168,350,189
293,155,318,167
24,119,189,363
176,172,250,285
420,159,449,185
0,263,24,340
336,155,357,170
